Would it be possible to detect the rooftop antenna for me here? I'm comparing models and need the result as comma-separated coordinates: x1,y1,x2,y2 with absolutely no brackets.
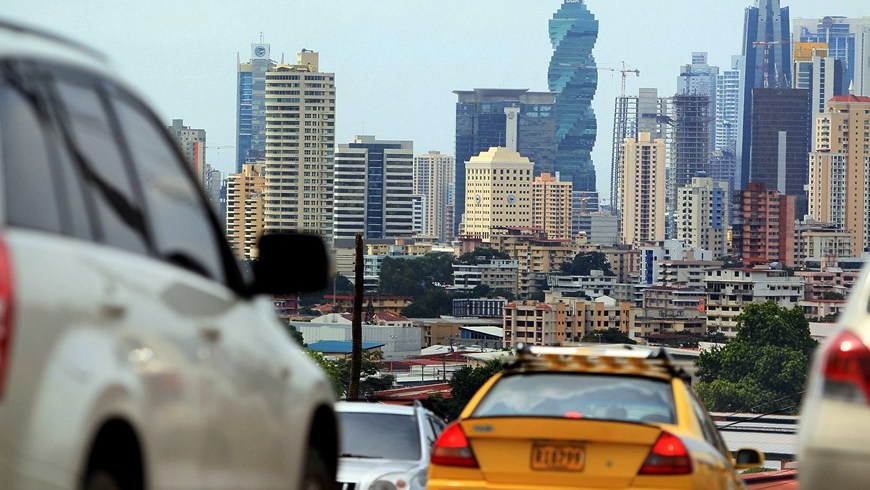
259,32,264,43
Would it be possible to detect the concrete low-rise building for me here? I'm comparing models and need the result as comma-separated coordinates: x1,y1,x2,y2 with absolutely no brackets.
547,270,616,299
634,286,707,339
503,301,568,347
452,259,520,297
704,267,805,336
452,297,507,318
292,315,422,360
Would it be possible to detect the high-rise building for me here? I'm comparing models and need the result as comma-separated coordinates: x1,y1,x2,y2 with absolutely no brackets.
611,88,672,212
461,147,534,243
620,132,666,245
792,43,847,120
263,50,335,240
225,163,265,261
236,42,274,172
532,172,573,241
454,89,556,231
732,182,796,267
677,52,718,152
793,16,870,96
737,0,792,190
676,176,729,259
411,195,425,237
748,88,811,217
671,95,712,211
548,0,599,193
413,151,455,242
714,56,741,195
333,135,414,241
167,118,206,185
807,94,870,255
204,164,224,227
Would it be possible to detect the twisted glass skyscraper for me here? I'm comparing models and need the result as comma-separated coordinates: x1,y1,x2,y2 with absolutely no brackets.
548,0,599,193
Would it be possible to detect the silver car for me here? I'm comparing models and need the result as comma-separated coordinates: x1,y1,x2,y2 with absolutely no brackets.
336,402,445,490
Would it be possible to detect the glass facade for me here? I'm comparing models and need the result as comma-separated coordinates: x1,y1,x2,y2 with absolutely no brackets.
236,45,274,172
548,0,599,193
736,0,791,190
453,89,556,233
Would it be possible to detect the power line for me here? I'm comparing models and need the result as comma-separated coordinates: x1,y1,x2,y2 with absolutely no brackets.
715,389,806,421
718,404,799,430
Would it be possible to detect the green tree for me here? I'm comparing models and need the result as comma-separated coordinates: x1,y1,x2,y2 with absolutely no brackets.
821,291,845,300
457,248,510,265
429,359,504,420
701,328,728,343
402,288,455,318
581,328,636,345
306,350,343,397
695,302,817,414
379,253,455,298
308,350,395,399
286,324,305,345
560,252,614,276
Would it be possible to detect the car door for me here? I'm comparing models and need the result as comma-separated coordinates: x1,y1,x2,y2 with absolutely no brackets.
107,88,288,489
688,391,742,490
44,65,210,489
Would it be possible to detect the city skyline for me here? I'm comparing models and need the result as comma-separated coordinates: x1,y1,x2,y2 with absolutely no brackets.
5,0,868,201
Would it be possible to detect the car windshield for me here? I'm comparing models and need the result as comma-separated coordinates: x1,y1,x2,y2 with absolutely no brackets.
338,412,421,461
472,373,676,424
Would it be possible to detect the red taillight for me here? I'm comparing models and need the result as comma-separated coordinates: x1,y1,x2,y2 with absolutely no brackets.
823,330,870,404
430,422,478,468
638,431,692,475
0,238,14,399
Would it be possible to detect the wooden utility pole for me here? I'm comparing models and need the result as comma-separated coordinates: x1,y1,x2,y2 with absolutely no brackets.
348,233,364,401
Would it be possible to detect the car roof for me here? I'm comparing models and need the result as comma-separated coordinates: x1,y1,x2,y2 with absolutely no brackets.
0,18,141,97
502,343,686,382
335,401,418,416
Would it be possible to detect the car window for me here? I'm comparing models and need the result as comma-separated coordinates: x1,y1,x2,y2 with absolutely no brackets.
472,373,676,424
337,412,422,461
689,391,731,458
110,92,225,281
51,75,150,255
0,76,62,234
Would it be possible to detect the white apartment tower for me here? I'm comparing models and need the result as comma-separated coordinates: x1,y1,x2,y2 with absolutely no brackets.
263,50,335,240
333,135,414,241
413,151,455,242
620,132,666,245
676,176,729,258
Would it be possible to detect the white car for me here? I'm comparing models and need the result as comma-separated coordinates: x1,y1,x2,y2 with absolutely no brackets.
798,265,870,489
336,402,445,490
0,20,338,490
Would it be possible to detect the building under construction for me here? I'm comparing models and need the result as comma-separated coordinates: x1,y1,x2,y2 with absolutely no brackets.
670,94,712,211
611,88,672,214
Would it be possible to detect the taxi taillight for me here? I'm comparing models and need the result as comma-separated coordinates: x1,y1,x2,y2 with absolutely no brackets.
638,431,692,475
430,422,478,468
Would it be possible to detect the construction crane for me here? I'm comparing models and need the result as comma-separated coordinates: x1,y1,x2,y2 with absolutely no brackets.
558,61,640,96
752,40,790,88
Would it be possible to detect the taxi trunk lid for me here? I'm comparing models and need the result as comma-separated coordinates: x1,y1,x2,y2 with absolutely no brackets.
460,417,662,488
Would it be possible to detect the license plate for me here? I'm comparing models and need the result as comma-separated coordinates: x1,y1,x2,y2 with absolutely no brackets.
530,443,585,472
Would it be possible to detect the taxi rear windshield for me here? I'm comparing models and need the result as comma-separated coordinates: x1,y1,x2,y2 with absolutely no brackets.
472,373,675,424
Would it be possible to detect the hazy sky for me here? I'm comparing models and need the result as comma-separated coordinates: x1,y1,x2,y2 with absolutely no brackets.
5,1,868,201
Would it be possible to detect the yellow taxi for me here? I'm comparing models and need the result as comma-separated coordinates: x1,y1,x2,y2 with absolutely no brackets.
428,344,764,489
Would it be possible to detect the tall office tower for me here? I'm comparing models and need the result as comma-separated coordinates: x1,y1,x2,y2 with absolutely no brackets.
611,88,672,213
732,182,796,267
454,89,556,231
167,119,206,185
620,132,666,245
671,95,711,214
793,17,870,95
204,164,224,228
462,147,534,243
713,56,741,195
263,50,335,240
548,0,599,193
411,195,426,237
532,173,573,241
807,95,870,255
737,0,792,190
225,163,265,261
677,52,719,152
333,135,413,241
676,176,729,258
793,43,847,118
236,42,274,172
749,88,811,217
413,151,455,242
